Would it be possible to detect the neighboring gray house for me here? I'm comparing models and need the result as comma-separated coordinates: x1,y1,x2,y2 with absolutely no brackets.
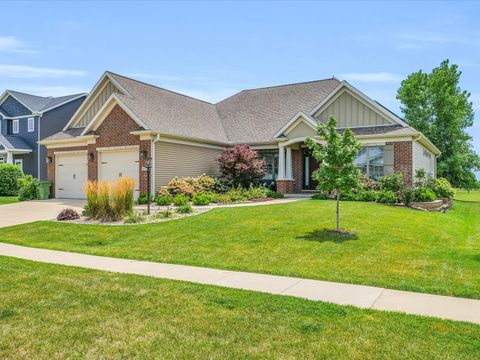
0,90,86,180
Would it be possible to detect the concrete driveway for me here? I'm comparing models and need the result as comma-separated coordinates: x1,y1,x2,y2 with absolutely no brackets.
0,199,85,228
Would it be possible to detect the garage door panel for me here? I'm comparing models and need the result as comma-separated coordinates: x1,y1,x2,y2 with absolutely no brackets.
98,150,140,193
56,153,88,199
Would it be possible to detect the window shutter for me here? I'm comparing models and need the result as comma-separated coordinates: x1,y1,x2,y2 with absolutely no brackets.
384,144,394,175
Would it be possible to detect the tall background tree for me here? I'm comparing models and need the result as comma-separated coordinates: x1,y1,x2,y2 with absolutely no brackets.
306,116,361,232
397,59,480,189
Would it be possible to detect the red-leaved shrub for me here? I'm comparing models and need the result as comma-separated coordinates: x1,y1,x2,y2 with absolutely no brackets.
218,145,266,187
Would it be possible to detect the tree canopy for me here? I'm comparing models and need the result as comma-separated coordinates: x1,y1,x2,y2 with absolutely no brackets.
396,59,479,189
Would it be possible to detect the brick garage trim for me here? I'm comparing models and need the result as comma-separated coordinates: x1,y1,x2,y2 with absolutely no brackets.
390,141,413,186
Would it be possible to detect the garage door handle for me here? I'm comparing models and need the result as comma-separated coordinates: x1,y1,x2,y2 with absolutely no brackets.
59,188,64,191
101,162,108,164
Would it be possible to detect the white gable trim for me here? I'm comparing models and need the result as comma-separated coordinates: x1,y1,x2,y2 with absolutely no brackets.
274,112,318,138
310,81,409,127
0,91,35,113
80,94,148,136
63,72,132,131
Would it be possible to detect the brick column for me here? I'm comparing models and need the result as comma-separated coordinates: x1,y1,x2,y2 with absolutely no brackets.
277,179,295,194
391,141,413,186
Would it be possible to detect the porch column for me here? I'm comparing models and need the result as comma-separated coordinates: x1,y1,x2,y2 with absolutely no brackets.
6,151,13,164
285,147,293,180
277,145,285,180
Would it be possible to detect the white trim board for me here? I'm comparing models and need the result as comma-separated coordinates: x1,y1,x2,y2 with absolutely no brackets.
157,136,225,150
274,112,317,138
96,145,139,152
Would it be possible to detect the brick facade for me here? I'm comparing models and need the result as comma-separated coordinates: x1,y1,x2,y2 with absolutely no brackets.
277,180,295,194
292,149,303,192
390,141,413,186
47,104,152,197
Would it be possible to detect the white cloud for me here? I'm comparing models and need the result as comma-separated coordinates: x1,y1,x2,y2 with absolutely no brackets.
0,36,35,53
339,72,401,83
0,64,86,78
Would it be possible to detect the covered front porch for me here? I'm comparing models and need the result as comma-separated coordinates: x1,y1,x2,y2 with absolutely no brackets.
0,134,33,168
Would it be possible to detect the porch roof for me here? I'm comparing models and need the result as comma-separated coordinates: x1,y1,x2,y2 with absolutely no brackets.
0,134,33,152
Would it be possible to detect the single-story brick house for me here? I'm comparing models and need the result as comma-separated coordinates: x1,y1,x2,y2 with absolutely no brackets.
40,71,440,198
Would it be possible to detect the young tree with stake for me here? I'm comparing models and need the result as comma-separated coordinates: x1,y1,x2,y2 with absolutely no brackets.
306,116,361,232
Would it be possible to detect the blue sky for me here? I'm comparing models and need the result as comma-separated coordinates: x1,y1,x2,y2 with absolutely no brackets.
1,1,479,159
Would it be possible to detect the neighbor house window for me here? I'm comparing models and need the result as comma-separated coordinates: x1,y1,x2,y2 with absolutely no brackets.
28,117,35,132
12,119,19,134
261,153,279,181
0,156,4,163
354,146,384,180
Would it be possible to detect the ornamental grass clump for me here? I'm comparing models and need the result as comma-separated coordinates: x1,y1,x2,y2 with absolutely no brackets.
83,177,135,222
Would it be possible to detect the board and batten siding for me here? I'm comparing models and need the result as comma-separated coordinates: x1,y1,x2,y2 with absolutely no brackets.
155,141,223,189
315,90,391,127
75,81,120,128
413,141,435,177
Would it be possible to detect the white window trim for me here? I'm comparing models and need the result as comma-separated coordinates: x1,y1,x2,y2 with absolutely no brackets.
0,156,4,163
14,159,23,170
12,119,19,134
28,117,35,132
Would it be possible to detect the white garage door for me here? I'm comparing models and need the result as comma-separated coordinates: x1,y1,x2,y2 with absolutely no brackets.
56,152,88,199
98,149,140,193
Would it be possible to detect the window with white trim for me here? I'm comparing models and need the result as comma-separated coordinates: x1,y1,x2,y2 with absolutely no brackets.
28,117,35,132
12,119,19,134
0,156,4,163
355,146,385,180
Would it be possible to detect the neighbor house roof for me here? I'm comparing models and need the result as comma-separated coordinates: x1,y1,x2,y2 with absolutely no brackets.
0,134,33,151
2,90,86,113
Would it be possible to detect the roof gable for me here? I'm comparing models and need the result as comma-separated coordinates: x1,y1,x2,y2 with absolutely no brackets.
0,93,32,117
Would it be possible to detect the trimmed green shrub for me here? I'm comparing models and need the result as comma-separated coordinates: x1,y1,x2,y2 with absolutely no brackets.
376,190,397,204
400,187,416,207
176,204,193,214
0,164,24,196
415,187,437,202
379,173,404,193
341,191,359,201
244,186,269,200
17,175,38,201
357,190,378,202
210,193,233,204
192,192,212,206
173,194,189,206
156,194,173,206
311,192,329,200
266,189,284,199
432,178,455,199
137,192,154,205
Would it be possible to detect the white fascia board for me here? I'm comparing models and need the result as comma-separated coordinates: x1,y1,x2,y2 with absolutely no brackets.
310,81,409,127
273,111,318,138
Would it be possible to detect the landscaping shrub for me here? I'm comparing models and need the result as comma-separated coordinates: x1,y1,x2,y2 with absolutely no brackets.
357,189,378,202
244,185,269,200
376,190,398,204
224,187,249,202
218,144,266,187
209,177,230,194
0,164,24,196
415,187,437,202
137,192,154,205
192,192,212,206
17,175,38,201
83,177,135,222
57,208,80,221
266,189,284,199
432,178,455,199
154,207,173,219
340,191,359,201
400,187,416,207
123,211,146,224
359,175,380,191
210,193,233,204
156,194,173,206
167,177,196,198
311,192,329,200
379,173,404,193
176,204,193,214
173,194,189,206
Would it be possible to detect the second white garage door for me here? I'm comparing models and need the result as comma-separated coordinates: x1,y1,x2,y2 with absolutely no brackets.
56,152,88,199
98,149,140,193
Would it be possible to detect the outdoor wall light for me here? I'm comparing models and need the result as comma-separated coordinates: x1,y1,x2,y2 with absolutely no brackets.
140,150,148,160
46,156,53,164
89,152,95,161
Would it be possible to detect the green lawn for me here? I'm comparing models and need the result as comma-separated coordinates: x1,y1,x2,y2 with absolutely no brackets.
2,198,480,299
1,256,479,359
0,196,18,205
455,189,480,202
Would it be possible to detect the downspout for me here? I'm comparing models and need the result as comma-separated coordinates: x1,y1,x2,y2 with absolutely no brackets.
37,113,43,180
151,133,161,194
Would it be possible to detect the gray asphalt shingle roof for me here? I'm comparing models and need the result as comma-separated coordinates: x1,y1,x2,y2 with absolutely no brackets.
42,128,85,142
6,91,86,112
0,134,33,150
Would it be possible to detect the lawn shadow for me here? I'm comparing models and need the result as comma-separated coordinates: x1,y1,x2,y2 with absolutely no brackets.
298,229,358,243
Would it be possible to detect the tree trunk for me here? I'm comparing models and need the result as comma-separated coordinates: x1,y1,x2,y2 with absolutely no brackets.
336,190,340,232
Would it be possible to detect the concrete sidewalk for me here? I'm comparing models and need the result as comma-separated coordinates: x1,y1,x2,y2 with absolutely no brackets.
1,242,479,325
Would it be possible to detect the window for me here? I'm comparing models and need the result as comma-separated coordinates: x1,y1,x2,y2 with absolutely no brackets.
261,153,279,181
0,156,4,163
14,159,23,170
355,146,384,180
28,117,35,132
12,119,19,134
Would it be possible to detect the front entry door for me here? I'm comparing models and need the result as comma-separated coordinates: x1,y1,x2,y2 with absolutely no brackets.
302,148,318,190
